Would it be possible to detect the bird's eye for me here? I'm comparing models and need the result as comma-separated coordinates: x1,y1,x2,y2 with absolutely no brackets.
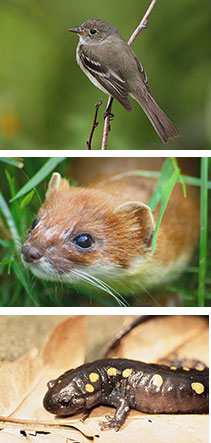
89,28,97,35
74,233,94,249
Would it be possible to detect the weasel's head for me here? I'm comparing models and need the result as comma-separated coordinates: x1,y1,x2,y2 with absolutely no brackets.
21,173,154,289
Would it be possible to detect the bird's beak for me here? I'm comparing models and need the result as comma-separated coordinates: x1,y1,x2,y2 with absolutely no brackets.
68,27,86,35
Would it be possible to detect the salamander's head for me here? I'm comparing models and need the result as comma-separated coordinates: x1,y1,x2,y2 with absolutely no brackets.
43,373,85,416
21,172,154,293
43,364,101,416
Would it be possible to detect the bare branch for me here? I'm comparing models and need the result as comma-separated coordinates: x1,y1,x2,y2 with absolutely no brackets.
128,0,158,46
101,0,158,150
101,111,111,151
86,100,103,149
101,97,114,150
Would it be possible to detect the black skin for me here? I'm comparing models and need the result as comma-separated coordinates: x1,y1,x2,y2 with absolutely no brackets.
43,358,209,431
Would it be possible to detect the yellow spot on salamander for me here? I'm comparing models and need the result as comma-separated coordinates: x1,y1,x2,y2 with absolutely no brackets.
85,383,94,393
195,365,205,371
122,368,132,378
170,366,177,370
183,367,190,371
58,380,62,384
107,367,117,376
152,374,163,388
191,382,205,394
89,372,99,382
124,406,129,412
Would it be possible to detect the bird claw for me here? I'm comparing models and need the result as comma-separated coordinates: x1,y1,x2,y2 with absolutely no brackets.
104,111,114,120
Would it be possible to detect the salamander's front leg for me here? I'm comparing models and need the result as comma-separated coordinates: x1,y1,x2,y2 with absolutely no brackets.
99,398,130,431
80,408,92,422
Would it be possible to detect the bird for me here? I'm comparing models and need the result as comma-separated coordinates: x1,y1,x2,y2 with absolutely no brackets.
69,18,179,144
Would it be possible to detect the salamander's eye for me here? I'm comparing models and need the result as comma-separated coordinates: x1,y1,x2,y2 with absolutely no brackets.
74,233,94,249
89,28,97,35
60,397,70,407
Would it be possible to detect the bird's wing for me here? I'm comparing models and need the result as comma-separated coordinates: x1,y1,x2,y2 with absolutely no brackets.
133,55,153,97
79,46,132,112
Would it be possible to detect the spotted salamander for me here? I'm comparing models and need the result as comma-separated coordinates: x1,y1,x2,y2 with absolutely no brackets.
43,358,209,431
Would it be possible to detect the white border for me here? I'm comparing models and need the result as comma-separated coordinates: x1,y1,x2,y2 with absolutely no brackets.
0,307,209,316
1,149,211,158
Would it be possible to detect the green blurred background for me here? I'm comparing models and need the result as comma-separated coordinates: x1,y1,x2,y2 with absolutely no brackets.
0,0,210,149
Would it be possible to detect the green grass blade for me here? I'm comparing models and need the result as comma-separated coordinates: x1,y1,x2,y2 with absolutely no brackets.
5,169,16,198
198,158,208,306
0,158,23,168
151,169,179,254
10,157,66,201
147,158,183,254
0,192,21,252
0,239,11,248
20,190,34,209
12,260,39,306
148,158,183,212
97,168,211,189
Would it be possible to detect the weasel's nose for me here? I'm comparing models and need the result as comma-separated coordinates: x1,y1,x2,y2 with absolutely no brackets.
22,245,42,262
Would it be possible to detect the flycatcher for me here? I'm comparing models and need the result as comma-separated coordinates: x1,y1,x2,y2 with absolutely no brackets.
69,18,179,144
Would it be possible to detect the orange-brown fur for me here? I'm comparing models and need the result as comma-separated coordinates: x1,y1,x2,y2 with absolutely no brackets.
69,158,199,267
22,158,200,301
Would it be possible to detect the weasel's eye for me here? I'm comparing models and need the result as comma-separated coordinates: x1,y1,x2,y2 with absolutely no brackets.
74,233,94,249
89,28,97,35
30,218,38,231
60,397,70,407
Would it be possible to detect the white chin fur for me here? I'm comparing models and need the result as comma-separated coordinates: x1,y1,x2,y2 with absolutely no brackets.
24,257,123,288
22,257,58,282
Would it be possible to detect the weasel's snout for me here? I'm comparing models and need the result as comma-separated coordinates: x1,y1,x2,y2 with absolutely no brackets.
22,244,42,263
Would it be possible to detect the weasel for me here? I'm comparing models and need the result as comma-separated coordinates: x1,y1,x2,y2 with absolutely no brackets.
21,158,199,302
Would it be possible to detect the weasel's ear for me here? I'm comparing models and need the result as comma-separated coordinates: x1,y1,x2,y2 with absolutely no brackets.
46,172,61,198
46,172,71,199
114,201,154,248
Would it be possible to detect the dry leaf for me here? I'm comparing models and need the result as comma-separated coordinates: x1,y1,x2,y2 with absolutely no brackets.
0,348,42,416
42,316,87,370
0,316,208,443
106,315,209,364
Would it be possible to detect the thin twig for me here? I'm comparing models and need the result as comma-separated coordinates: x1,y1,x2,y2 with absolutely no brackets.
101,0,158,150
128,0,158,46
86,99,103,149
101,113,111,151
101,97,113,150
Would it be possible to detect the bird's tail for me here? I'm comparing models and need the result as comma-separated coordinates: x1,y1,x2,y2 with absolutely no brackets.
133,92,179,144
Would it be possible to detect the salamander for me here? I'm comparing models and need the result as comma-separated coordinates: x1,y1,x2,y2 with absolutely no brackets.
43,358,209,431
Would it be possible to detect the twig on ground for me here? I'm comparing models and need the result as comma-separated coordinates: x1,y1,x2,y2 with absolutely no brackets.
101,0,158,150
86,100,103,149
